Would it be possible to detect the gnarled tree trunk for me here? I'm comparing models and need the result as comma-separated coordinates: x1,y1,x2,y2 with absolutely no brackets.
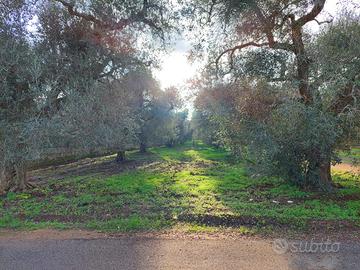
305,157,334,192
115,151,126,163
139,142,147,153
0,160,27,194
0,164,12,194
318,159,333,191
138,120,148,153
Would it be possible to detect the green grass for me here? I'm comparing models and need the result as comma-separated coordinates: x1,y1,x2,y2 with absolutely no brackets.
1,142,360,233
339,147,360,164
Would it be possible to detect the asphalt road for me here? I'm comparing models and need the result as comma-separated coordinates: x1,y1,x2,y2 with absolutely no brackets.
1,233,360,270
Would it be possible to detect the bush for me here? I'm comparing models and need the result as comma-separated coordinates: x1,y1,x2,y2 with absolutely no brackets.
244,101,342,189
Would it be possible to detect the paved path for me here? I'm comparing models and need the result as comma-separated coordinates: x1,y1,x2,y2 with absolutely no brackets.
1,231,360,270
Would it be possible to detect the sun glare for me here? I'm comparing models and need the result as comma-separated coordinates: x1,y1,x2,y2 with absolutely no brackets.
155,51,197,90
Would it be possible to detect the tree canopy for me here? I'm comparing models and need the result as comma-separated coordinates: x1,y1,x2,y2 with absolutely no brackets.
0,0,359,193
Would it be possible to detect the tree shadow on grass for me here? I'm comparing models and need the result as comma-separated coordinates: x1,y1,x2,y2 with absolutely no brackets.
4,142,360,236
29,150,162,184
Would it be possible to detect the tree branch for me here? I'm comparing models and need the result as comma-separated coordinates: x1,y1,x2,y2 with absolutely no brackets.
54,0,163,33
330,81,360,114
295,0,327,26
248,1,295,53
314,17,333,25
215,41,269,67
215,39,296,71
55,0,114,27
277,14,295,28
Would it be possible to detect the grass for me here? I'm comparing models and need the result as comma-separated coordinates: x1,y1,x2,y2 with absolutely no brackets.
339,147,360,164
1,141,360,233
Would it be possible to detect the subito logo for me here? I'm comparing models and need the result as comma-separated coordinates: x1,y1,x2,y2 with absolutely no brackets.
272,239,289,254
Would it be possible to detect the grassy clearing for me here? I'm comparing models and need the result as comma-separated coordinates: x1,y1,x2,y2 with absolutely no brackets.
1,142,360,233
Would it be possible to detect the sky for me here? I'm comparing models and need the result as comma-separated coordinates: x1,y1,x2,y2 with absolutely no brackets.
153,39,199,90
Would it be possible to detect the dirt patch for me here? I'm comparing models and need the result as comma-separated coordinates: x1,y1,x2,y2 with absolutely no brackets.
2,226,360,242
266,192,360,206
336,193,360,201
295,192,360,204
0,229,107,240
0,228,268,241
308,220,358,231
176,213,360,236
29,189,48,197
177,213,286,228
30,214,88,223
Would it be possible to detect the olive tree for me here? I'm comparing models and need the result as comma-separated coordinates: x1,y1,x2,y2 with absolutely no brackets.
0,26,139,192
190,0,360,190
0,0,177,193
